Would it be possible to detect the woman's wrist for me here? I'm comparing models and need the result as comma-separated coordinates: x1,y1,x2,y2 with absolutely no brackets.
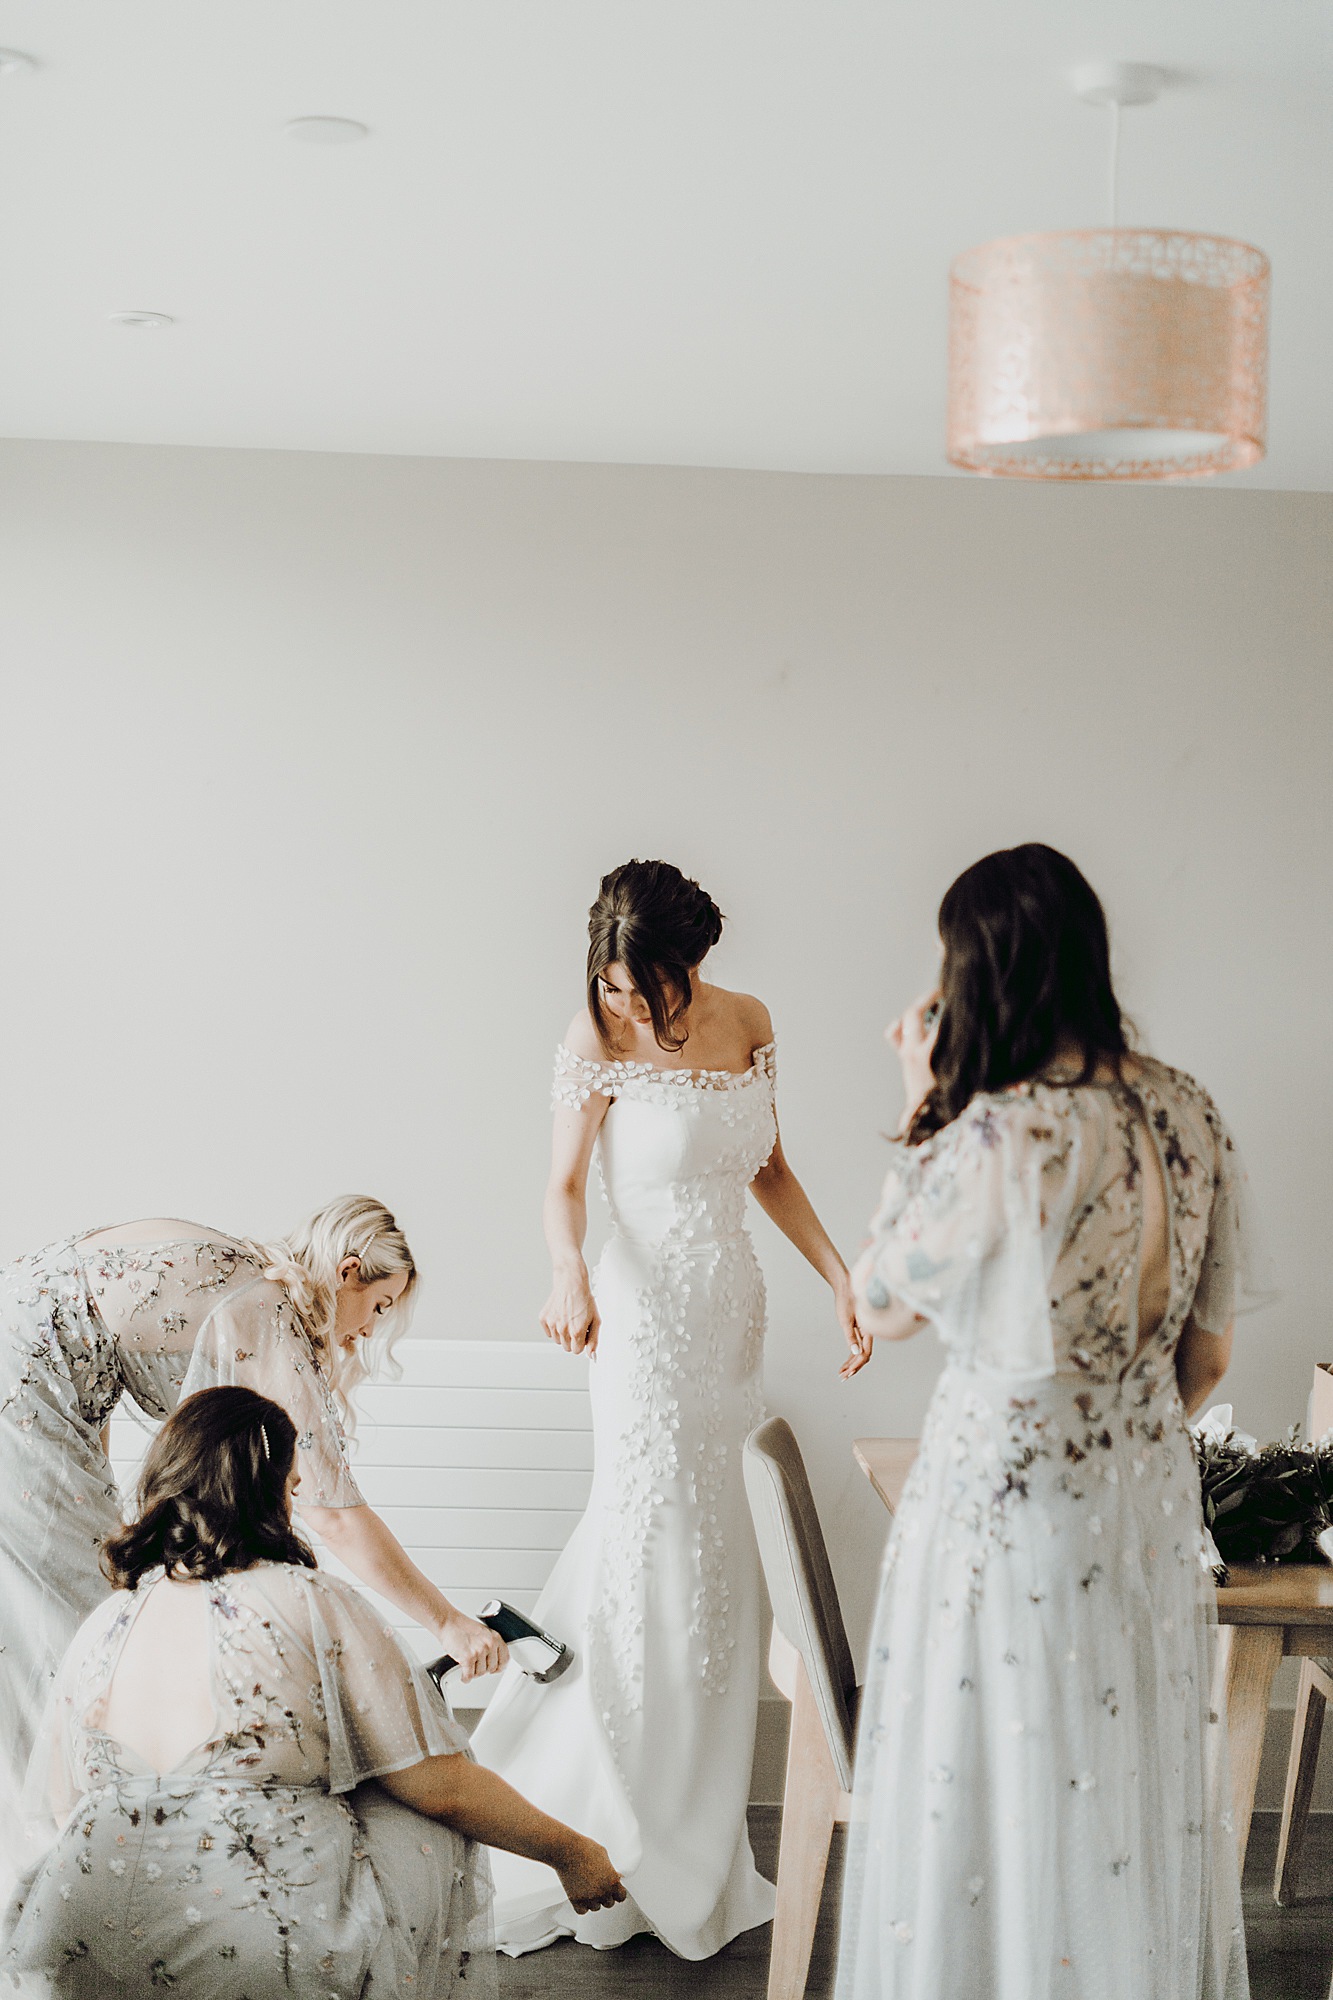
537,1819,579,1870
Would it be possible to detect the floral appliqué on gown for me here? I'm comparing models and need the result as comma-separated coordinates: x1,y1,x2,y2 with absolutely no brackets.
469,1042,780,1960
837,1060,1271,2000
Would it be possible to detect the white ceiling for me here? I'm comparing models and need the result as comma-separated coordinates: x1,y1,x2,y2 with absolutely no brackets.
0,2,1329,487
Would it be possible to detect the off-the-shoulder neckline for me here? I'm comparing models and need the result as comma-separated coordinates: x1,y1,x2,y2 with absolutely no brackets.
556,1038,776,1084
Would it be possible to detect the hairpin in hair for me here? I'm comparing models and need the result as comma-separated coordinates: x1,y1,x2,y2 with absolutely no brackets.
259,1424,271,1461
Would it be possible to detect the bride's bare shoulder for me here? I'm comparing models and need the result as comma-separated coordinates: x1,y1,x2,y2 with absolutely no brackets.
708,986,774,1049
561,1010,608,1061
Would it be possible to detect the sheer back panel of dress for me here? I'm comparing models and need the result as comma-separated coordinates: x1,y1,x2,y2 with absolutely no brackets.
7,1565,493,1999
97,1580,216,1777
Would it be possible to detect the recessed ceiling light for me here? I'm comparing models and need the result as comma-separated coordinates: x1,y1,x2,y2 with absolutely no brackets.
285,116,368,145
108,311,175,330
0,49,36,76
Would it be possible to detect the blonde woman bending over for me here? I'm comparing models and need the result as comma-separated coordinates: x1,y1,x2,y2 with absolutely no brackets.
0,1195,504,1900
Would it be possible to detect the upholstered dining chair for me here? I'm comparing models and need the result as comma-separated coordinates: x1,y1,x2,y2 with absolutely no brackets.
743,1417,861,2000
1274,1365,1333,1908
1275,1656,1333,1904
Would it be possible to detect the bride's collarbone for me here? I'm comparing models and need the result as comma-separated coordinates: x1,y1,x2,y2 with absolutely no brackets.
599,988,766,1076
602,1028,761,1075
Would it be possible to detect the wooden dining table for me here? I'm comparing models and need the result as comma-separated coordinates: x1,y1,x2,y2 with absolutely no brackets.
853,1436,1333,1874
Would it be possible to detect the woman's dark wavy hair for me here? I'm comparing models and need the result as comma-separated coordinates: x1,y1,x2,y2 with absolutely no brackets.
587,859,725,1054
101,1386,317,1590
908,843,1128,1144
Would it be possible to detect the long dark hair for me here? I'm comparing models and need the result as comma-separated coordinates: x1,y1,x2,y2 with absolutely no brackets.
101,1386,317,1590
909,843,1128,1143
587,859,724,1054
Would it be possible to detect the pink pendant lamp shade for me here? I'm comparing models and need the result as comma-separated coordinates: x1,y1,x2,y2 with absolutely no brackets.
946,66,1271,481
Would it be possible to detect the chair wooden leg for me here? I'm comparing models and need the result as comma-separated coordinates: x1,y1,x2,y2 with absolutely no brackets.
1275,1660,1330,1905
1219,1623,1284,1878
768,1656,841,2000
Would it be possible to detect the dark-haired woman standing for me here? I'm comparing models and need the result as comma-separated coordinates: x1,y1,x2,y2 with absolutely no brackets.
837,845,1270,2000
472,859,867,1959
4,1387,624,1999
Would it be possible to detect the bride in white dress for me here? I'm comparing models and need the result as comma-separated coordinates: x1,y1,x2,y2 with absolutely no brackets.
838,844,1270,2000
471,859,869,1959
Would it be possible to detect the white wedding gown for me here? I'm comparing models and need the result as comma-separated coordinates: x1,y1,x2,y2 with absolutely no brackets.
469,1042,780,1959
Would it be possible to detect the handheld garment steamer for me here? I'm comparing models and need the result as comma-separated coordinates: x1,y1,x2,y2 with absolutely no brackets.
426,1600,573,1688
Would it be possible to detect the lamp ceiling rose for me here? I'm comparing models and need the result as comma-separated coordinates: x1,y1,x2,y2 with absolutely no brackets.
1072,62,1167,109
0,48,36,76
285,116,369,145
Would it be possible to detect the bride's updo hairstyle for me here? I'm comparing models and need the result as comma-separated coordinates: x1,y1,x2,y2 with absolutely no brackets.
244,1195,417,1424
102,1387,316,1590
909,842,1129,1145
587,859,725,1054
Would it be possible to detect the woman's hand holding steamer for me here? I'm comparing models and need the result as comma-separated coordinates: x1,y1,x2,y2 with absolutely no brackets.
437,1606,508,1681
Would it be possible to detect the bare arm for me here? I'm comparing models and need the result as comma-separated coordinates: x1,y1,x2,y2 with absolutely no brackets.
751,1125,870,1377
1175,1315,1235,1417
842,989,938,1350
541,1088,610,1356
750,1130,846,1290
300,1504,505,1682
378,1755,625,1914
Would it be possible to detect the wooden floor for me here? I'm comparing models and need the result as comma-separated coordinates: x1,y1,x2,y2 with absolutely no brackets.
495,1809,1333,1998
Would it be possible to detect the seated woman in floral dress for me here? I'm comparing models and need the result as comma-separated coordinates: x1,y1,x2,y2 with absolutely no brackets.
2,1387,624,2000
0,1196,507,1903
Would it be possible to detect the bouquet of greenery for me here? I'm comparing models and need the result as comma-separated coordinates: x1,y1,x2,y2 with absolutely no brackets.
1193,1405,1333,1579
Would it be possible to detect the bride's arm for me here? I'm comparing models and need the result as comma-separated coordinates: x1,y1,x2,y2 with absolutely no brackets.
750,1128,871,1378
541,1033,612,1356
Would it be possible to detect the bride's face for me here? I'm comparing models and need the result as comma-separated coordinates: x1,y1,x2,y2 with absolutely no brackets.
597,962,657,1028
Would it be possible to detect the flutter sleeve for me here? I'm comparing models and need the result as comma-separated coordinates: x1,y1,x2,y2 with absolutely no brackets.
181,1277,365,1509
1190,1099,1277,1335
299,1574,473,1795
17,1597,127,1867
853,1094,1082,1379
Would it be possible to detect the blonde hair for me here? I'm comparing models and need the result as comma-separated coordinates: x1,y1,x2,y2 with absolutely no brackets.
244,1195,417,1430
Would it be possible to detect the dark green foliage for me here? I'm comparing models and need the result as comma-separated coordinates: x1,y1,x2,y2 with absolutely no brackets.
1195,1424,1333,1569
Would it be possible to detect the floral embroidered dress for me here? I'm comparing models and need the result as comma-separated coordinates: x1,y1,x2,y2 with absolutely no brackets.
0,1232,364,1902
2,1565,493,1998
837,1059,1270,2000
469,1043,780,1959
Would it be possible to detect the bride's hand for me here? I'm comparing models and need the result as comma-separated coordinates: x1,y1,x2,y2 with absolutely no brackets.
834,1270,872,1378
541,1266,602,1357
889,989,942,1131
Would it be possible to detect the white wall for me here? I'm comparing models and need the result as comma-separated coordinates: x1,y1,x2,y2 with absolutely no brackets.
1,439,1329,1654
